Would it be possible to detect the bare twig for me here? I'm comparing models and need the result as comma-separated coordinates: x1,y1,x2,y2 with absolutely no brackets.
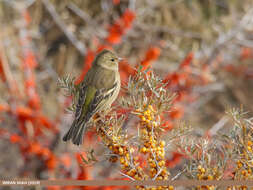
67,3,94,26
67,2,106,38
119,171,136,181
42,0,86,56
206,7,253,64
171,168,186,180
208,116,229,137
0,30,21,97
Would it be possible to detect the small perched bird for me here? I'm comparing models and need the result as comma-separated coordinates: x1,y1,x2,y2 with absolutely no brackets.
63,49,121,145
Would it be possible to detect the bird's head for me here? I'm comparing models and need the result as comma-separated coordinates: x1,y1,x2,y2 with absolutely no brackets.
94,49,120,71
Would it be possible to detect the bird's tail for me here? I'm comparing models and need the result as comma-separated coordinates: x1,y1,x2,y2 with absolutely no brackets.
62,121,75,142
62,119,87,145
72,120,87,145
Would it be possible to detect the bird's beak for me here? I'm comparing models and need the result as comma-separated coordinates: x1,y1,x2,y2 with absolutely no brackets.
118,57,124,62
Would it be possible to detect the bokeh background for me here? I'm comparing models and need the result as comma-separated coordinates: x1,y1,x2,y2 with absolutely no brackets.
1,0,253,189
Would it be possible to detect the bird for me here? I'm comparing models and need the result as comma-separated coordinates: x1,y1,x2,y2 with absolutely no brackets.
63,49,121,145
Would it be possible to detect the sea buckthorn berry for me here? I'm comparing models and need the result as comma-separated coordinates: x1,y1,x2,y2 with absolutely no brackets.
119,147,124,154
159,151,165,158
148,105,154,111
237,162,243,168
141,116,146,121
152,121,158,127
141,147,147,153
144,142,150,147
134,174,139,179
207,175,213,180
150,168,156,173
120,157,125,164
160,141,166,147
161,169,167,175
142,129,148,135
150,162,156,168
158,161,165,167
165,174,170,179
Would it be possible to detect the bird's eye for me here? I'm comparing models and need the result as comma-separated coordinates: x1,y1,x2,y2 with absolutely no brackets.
111,59,115,62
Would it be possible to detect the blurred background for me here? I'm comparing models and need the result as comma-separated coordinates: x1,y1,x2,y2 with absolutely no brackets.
1,0,253,189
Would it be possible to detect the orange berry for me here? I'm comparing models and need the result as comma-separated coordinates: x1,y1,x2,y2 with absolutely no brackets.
208,175,213,180
158,161,165,167
141,147,147,153
148,105,153,110
160,141,166,147
120,157,125,164
241,170,247,176
119,147,124,154
150,162,156,168
142,129,148,135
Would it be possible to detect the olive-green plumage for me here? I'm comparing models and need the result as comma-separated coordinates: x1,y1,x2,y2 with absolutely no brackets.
63,49,121,145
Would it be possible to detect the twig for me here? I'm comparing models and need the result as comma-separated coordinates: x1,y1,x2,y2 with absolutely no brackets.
208,116,229,137
0,30,20,97
136,23,202,40
42,0,86,56
171,168,186,180
67,2,107,38
206,7,253,65
67,3,94,26
119,171,136,181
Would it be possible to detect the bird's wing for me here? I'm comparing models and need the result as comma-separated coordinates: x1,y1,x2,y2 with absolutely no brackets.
74,67,96,121
88,82,118,115
75,66,119,123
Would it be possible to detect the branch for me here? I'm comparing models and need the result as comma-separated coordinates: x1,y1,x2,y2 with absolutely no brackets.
206,7,253,65
42,0,86,56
